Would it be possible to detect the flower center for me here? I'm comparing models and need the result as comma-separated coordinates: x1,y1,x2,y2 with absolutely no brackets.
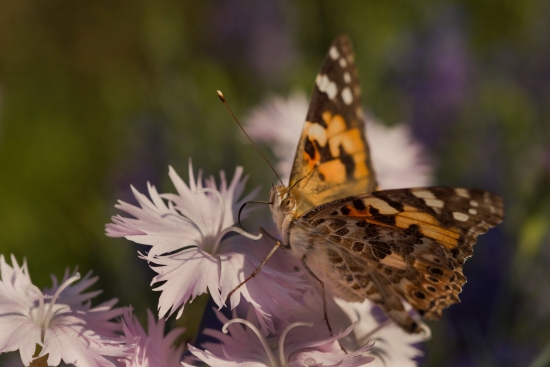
25,273,81,340
194,188,262,254
222,318,313,367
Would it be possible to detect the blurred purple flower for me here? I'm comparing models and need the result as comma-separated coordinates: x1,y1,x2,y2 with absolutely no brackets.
403,9,470,147
207,1,295,83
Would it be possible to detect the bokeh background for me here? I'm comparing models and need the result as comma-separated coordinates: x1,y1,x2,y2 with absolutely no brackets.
0,1,549,366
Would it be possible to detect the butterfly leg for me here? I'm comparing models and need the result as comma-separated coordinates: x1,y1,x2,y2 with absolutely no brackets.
226,241,282,303
301,256,349,353
301,257,333,335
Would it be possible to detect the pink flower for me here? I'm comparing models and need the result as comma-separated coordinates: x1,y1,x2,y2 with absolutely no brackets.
279,285,428,367
0,255,131,367
106,162,307,333
333,298,429,367
183,309,374,367
119,309,185,367
244,91,432,189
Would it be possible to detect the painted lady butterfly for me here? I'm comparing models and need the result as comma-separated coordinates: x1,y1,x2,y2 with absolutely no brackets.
269,35,504,333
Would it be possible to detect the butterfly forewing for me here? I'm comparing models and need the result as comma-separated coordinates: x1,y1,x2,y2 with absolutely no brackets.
294,187,504,332
289,35,377,216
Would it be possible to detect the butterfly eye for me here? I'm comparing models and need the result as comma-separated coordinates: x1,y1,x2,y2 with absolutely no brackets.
280,197,296,213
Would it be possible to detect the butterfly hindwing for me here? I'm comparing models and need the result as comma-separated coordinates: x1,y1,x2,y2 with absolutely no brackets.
295,187,504,332
289,35,377,216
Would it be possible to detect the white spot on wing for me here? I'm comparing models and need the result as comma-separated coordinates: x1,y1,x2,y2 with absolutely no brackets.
470,200,479,207
316,74,338,99
341,87,353,105
307,123,328,146
339,58,347,67
366,198,400,214
413,190,437,199
316,74,328,90
343,72,351,83
329,46,339,60
468,208,478,215
425,199,444,208
326,82,337,99
455,188,470,198
453,212,469,222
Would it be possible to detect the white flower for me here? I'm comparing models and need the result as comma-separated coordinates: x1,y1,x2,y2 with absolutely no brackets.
106,161,307,333
334,298,429,367
280,285,428,367
0,255,131,367
244,91,432,189
183,309,374,367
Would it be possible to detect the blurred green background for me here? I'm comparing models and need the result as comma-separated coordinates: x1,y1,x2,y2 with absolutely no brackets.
0,1,549,366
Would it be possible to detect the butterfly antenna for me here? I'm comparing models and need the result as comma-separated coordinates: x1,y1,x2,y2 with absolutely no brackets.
288,162,320,193
238,200,272,230
217,90,284,186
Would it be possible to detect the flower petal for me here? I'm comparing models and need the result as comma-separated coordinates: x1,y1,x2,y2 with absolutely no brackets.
41,317,131,367
120,309,185,367
149,248,223,318
185,344,266,367
219,237,308,334
334,298,427,367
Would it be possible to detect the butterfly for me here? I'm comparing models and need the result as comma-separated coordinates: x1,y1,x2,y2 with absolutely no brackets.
269,35,504,333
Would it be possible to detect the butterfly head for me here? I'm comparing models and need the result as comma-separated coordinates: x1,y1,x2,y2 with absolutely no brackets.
269,184,297,248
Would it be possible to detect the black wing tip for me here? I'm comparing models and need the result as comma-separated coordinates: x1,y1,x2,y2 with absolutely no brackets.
332,34,354,54
333,33,351,43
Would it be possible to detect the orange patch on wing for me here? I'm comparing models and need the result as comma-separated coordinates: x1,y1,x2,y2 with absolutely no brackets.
398,211,440,225
328,128,364,157
322,112,347,137
346,198,400,217
317,160,347,183
351,151,369,179
395,215,460,249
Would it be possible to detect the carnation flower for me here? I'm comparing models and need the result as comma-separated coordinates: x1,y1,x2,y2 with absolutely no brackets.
106,161,307,333
278,283,428,367
183,309,374,367
244,91,432,189
333,298,428,367
119,309,185,367
0,255,130,367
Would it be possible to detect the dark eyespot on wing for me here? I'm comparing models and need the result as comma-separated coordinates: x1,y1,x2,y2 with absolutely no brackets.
304,138,316,160
340,206,351,215
352,199,366,211
339,145,355,179
368,206,396,226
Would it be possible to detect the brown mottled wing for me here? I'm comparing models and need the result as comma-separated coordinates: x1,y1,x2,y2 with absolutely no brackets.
296,187,504,333
289,35,377,216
